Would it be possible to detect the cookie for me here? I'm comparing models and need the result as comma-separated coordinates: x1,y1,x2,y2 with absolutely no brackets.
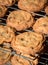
33,17,48,34
3,42,11,49
0,25,15,44
45,6,48,15
0,5,7,18
0,0,16,6
6,10,34,31
18,0,47,12
11,32,45,56
11,55,38,65
0,47,11,65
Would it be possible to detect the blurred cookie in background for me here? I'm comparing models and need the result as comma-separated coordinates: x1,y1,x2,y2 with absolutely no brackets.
33,17,48,35
0,5,7,18
0,0,16,6
0,47,11,65
0,25,15,44
45,6,48,15
11,55,39,65
18,0,47,12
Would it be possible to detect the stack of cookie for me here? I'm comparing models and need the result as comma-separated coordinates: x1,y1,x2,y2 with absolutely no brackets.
0,25,15,44
0,25,15,65
0,0,48,65
11,31,45,65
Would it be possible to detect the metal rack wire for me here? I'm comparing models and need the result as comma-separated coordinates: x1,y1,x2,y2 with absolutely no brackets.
0,3,48,65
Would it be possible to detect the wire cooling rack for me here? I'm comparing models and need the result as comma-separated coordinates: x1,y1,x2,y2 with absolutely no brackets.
0,2,48,65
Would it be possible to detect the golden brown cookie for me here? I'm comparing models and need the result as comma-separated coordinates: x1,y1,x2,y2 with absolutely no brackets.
11,32,45,56
0,0,16,6
3,42,11,49
45,6,48,15
0,5,7,18
0,25,15,44
6,10,34,31
33,17,48,34
11,55,38,65
0,47,11,65
18,0,47,12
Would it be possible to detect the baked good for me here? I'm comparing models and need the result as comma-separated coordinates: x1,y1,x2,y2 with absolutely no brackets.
33,17,48,34
0,25,15,44
45,6,48,15
0,5,7,18
0,47,11,65
3,42,11,49
6,10,34,31
0,0,16,6
11,32,45,56
11,55,38,65
18,0,47,12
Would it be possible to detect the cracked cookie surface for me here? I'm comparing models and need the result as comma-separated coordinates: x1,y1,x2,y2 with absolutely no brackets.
33,17,48,34
45,6,48,15
11,55,38,65
0,25,15,44
18,0,47,12
0,5,7,18
11,32,45,56
0,0,16,6
0,47,11,65
7,10,34,31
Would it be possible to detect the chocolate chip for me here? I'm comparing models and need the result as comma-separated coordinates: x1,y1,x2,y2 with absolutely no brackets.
43,24,47,27
31,47,34,49
20,38,24,41
0,8,2,12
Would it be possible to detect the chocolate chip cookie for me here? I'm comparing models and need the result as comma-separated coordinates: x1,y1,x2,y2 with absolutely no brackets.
0,47,11,65
11,32,45,56
0,5,7,18
33,17,48,34
18,0,47,12
0,25,15,44
6,10,34,31
11,55,38,65
45,6,48,15
0,0,16,6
